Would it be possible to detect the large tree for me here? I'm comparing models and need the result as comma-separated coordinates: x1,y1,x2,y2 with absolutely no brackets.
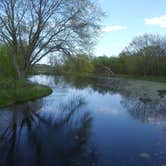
0,0,102,78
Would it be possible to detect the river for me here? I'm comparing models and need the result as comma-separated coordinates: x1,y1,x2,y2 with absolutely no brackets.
0,75,166,166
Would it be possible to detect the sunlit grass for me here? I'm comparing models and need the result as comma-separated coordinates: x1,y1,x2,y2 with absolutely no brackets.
0,79,52,107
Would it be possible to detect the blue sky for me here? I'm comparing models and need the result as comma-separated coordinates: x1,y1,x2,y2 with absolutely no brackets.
95,0,166,56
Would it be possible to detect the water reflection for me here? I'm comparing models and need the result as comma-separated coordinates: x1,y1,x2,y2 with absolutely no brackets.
121,96,166,124
60,75,166,125
1,75,166,166
0,96,96,166
62,76,112,95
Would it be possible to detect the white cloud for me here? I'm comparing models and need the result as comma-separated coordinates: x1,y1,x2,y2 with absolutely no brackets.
101,25,128,32
145,15,166,28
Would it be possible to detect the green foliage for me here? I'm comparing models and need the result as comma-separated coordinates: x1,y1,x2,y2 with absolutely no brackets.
92,56,110,73
53,49,166,77
0,79,52,107
0,43,30,79
0,45,17,78
92,34,166,77
62,54,94,74
36,34,166,78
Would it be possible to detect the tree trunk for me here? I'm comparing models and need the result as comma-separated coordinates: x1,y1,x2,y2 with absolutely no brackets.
13,54,28,80
19,70,26,79
12,54,22,79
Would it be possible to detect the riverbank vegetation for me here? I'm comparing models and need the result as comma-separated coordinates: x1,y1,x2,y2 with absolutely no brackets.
0,1,166,107
0,0,102,107
0,0,102,79
46,34,166,82
0,45,52,107
0,79,52,108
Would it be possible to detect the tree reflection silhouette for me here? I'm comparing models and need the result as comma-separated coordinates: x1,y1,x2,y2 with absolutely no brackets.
121,96,166,124
59,75,166,125
0,96,97,166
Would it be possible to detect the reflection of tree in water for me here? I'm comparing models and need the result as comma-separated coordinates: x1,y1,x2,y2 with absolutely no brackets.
31,75,125,95
121,96,166,124
62,76,114,95
0,96,97,166
62,75,166,125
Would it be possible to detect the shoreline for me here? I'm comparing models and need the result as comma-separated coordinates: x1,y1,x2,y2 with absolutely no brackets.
0,80,52,108
51,73,166,103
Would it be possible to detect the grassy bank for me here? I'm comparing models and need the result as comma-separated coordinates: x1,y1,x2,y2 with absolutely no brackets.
0,79,52,108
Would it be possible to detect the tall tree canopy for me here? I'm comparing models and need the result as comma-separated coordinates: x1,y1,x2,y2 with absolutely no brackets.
0,0,103,78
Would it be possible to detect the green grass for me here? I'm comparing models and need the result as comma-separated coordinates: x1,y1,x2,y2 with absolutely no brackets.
0,79,52,108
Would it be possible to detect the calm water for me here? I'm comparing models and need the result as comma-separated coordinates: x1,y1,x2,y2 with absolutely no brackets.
0,75,166,166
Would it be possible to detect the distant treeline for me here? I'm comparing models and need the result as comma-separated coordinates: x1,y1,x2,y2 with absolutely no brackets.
50,34,166,76
1,33,166,78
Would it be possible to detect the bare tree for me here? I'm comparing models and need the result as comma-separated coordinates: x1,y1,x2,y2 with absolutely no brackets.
123,34,166,55
0,0,102,78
